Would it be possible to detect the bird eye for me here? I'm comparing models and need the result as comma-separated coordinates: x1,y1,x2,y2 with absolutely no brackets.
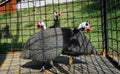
85,23,88,26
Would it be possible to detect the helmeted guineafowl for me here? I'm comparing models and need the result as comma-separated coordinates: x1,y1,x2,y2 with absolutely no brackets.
62,31,98,56
21,27,73,73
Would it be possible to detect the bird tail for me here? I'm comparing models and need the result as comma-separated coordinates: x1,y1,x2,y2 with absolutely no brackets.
20,49,31,59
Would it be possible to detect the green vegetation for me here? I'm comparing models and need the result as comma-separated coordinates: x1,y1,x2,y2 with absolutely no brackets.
0,0,119,53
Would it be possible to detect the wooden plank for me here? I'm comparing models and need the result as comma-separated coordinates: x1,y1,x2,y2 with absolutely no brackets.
0,0,16,14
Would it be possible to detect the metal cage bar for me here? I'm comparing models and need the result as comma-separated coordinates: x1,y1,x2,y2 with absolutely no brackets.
106,0,120,70
101,0,108,56
0,0,120,73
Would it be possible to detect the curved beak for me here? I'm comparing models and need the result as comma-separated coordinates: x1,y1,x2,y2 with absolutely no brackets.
84,26,92,32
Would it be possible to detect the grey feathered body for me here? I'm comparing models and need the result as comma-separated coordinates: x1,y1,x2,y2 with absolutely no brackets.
62,31,98,56
21,28,73,62
21,27,98,62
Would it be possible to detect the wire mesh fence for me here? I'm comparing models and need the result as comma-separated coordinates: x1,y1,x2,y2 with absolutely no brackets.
106,0,120,69
0,0,102,53
0,0,120,73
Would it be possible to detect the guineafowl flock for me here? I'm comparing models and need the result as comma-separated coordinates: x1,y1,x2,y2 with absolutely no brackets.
21,11,98,73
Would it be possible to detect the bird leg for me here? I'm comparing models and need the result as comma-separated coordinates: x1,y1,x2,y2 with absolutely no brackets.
40,66,51,74
68,56,73,68
62,56,73,70
50,60,60,74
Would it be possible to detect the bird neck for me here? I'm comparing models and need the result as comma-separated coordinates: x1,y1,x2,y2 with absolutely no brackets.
41,22,47,30
54,12,60,27
43,25,47,30
73,27,79,36
73,26,85,36
54,12,58,21
77,22,86,30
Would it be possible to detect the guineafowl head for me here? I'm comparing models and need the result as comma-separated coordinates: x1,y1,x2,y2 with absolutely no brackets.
73,20,92,35
36,21,47,30
54,10,60,21
77,20,92,32
53,10,61,27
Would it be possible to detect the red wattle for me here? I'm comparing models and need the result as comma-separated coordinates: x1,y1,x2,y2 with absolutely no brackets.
58,11,61,16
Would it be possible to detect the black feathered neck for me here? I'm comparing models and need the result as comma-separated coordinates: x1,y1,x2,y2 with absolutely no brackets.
53,11,60,27
73,27,84,36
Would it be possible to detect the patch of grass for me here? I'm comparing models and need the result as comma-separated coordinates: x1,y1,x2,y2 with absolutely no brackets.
0,13,12,19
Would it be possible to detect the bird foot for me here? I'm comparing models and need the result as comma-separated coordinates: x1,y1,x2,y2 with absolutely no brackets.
50,60,60,74
50,68,60,74
40,66,51,74
68,57,73,66
62,56,73,70
59,53,63,56
62,64,71,70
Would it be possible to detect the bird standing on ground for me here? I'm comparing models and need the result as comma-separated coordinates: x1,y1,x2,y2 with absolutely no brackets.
21,28,64,73
61,20,97,68
21,10,97,73
34,18,96,68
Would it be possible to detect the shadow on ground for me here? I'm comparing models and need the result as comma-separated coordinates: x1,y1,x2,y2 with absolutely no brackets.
21,56,87,74
0,54,6,67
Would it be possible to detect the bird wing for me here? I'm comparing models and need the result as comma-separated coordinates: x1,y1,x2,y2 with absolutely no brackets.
21,28,64,62
62,31,98,56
